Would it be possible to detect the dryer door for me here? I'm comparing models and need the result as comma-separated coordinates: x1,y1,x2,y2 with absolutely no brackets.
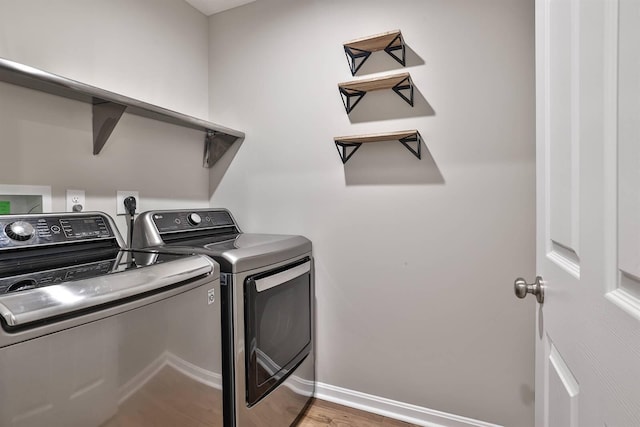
244,257,312,407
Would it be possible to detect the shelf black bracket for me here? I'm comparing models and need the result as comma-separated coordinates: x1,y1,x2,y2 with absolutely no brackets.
335,141,363,164
399,132,422,159
344,46,372,76
384,33,406,67
392,76,414,107
339,87,367,114
92,100,127,155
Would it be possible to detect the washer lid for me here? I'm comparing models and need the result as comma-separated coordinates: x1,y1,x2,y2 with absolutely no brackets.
0,253,216,328
204,233,311,273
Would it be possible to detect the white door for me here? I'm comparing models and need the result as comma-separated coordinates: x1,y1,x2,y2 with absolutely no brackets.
532,0,640,426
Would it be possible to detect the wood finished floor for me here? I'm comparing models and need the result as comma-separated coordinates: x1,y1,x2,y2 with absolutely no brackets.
101,365,223,427
100,364,414,427
296,399,420,427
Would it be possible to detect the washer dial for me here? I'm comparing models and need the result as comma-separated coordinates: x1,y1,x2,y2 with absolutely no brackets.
5,221,35,241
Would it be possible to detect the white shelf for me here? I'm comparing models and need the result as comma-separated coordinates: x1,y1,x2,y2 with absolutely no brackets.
0,57,245,168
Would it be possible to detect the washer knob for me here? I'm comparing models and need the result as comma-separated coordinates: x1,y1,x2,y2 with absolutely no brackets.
188,213,202,226
5,221,35,241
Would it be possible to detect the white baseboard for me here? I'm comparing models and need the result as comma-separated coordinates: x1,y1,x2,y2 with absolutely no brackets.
315,382,503,427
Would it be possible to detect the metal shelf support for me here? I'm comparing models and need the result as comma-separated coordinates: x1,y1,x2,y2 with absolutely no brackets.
392,76,414,107
384,33,406,67
334,141,363,164
203,130,240,168
339,88,367,114
344,46,372,76
399,132,422,160
92,100,127,155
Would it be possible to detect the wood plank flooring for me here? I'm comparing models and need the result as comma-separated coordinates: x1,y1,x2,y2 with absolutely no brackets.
100,364,415,427
296,399,420,427
101,365,223,427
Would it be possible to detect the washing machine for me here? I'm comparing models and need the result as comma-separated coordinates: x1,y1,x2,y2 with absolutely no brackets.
133,209,315,427
0,212,223,426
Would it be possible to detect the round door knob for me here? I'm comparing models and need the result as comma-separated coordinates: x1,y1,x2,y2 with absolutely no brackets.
5,221,35,241
188,213,202,226
514,276,544,304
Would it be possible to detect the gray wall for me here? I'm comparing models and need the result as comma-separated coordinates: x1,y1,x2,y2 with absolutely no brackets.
0,0,211,234
207,1,536,426
0,0,537,425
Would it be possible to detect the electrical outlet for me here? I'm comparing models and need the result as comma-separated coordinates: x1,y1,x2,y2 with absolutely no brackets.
66,190,85,212
116,191,140,215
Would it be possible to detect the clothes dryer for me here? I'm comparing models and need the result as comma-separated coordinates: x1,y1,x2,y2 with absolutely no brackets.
133,209,315,427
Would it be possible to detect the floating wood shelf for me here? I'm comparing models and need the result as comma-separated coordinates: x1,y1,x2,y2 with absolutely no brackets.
333,130,422,164
343,30,406,76
0,57,245,168
338,72,414,114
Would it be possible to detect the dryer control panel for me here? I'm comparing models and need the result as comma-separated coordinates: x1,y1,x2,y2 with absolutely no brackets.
151,210,235,234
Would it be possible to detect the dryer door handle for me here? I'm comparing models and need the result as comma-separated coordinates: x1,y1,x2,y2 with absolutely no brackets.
254,261,311,293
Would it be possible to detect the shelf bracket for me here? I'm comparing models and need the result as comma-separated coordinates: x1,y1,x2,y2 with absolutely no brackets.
204,130,215,168
392,76,414,107
344,46,372,76
384,33,406,66
92,100,127,155
339,87,367,114
399,132,422,159
334,141,363,164
203,130,239,168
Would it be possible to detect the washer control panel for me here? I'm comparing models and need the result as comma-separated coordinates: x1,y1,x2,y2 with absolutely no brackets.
152,210,235,233
0,214,114,249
